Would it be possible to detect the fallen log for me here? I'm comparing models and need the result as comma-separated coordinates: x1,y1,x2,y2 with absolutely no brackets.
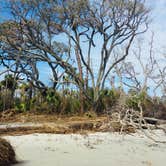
144,117,158,125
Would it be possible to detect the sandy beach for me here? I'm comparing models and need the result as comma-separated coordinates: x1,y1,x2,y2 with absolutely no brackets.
3,130,166,166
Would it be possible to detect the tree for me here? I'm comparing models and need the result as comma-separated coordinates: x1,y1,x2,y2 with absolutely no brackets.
0,0,149,112
0,74,18,110
112,33,166,119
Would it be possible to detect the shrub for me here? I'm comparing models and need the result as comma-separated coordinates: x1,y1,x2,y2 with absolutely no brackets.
60,95,81,115
0,138,17,166
0,90,13,111
126,91,147,111
97,89,121,113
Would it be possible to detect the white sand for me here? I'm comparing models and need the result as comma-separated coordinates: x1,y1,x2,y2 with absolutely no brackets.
4,130,166,166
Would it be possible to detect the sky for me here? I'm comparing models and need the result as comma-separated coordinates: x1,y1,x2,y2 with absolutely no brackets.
131,0,166,95
0,0,166,95
146,0,166,50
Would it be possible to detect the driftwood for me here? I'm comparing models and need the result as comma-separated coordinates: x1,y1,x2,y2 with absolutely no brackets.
107,105,166,144
144,117,158,125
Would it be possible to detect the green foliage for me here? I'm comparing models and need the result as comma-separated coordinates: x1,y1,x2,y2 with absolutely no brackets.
14,98,28,112
0,82,166,119
45,89,61,112
98,89,120,112
0,100,3,112
102,89,120,106
126,91,147,111
0,90,13,111
0,74,17,90
83,88,120,113
60,93,81,115
24,89,81,114
15,103,27,112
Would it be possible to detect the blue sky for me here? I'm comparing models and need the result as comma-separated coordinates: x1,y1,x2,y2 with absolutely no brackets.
146,0,166,49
